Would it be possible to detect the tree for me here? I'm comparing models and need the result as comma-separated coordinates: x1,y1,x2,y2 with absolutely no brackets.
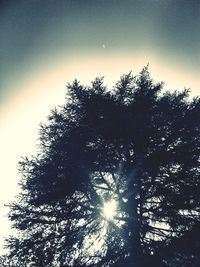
4,67,200,266
160,222,200,267
0,254,14,267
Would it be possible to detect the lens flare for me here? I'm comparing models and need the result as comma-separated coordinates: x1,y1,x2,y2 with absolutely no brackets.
102,200,117,221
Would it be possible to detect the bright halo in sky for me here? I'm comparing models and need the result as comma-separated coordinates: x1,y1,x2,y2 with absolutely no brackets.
102,200,117,221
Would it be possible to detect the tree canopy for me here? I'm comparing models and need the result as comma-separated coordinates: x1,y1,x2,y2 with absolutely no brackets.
4,67,200,266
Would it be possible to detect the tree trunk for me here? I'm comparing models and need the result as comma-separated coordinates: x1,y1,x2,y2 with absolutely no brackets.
127,195,143,259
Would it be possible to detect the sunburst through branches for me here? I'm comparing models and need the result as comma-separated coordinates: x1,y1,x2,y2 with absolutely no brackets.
102,199,117,221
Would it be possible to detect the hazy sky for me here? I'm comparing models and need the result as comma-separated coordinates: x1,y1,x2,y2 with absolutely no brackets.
0,0,199,253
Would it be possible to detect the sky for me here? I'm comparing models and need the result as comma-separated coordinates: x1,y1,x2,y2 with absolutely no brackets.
0,0,199,253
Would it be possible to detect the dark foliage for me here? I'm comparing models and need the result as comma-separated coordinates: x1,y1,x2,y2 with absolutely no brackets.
160,222,200,267
3,67,200,266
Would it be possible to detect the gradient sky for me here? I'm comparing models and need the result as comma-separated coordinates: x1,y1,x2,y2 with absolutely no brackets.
0,0,199,253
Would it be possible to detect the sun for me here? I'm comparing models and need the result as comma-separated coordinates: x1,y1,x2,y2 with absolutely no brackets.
102,199,117,221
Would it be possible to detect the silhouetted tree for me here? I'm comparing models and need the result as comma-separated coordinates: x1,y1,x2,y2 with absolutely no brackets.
160,222,200,267
0,254,19,267
4,67,200,266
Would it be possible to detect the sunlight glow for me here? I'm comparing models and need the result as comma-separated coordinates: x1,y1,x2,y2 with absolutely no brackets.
102,200,117,221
